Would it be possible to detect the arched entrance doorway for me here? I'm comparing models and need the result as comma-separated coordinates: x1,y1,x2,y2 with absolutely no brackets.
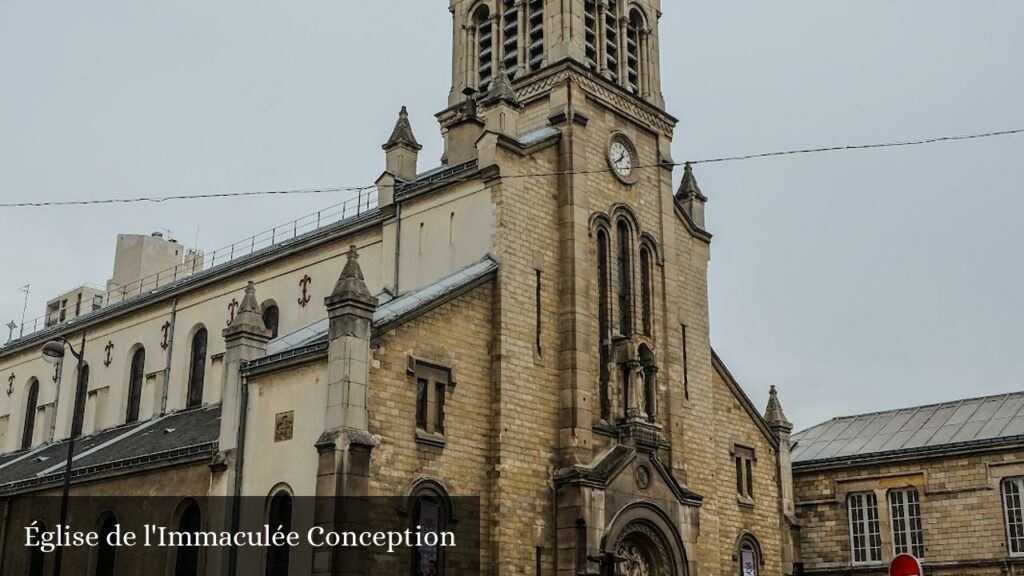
604,503,687,576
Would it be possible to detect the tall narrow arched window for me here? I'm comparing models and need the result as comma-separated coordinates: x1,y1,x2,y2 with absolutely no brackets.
640,246,653,336
72,364,89,437
126,347,145,424
604,0,620,81
526,0,544,72
21,379,39,450
596,229,611,421
501,0,519,79
28,520,46,576
174,500,202,576
625,10,643,93
262,304,280,340
736,534,763,576
266,490,293,576
95,514,118,576
616,221,633,336
410,482,451,576
583,0,598,66
475,6,494,91
187,328,208,408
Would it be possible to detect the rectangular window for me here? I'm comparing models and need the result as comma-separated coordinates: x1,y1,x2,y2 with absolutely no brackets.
414,363,451,439
681,325,689,400
849,492,882,564
734,445,755,502
1004,478,1024,556
889,488,924,558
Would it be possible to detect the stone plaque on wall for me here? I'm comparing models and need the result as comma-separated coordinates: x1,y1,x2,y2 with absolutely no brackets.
275,411,294,442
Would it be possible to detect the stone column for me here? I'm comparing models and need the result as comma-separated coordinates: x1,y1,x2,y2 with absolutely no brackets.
312,245,378,576
517,0,528,75
618,16,628,85
765,386,799,575
596,0,607,74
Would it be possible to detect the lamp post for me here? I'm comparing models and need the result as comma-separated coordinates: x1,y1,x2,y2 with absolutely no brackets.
41,334,85,576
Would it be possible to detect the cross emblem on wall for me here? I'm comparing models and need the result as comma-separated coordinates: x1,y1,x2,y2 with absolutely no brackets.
227,299,239,326
6,373,14,397
298,275,312,307
104,341,114,367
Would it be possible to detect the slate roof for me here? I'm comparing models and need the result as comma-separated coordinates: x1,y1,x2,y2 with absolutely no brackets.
792,392,1024,468
0,404,219,494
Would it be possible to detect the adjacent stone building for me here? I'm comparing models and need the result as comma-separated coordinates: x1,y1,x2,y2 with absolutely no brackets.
0,2,800,575
793,392,1024,576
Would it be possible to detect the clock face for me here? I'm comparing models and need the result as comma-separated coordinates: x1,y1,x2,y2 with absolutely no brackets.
609,138,635,181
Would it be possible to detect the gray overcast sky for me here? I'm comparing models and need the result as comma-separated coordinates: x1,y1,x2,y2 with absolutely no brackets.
1,1,1021,430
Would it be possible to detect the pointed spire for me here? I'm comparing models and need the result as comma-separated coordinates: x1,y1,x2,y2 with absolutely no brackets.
764,385,793,433
224,281,272,338
481,68,519,107
327,246,377,308
676,162,707,201
383,106,422,151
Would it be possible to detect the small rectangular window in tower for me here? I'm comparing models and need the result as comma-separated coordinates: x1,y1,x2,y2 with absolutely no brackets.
733,445,756,504
681,325,690,400
412,361,452,446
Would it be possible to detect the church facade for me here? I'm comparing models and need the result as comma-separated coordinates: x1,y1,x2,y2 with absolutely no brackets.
0,2,799,575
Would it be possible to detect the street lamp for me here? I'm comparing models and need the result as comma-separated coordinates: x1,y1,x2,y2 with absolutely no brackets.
40,334,85,576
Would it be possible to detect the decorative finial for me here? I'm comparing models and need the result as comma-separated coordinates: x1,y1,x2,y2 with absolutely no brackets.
764,385,793,432
482,66,519,107
327,245,377,307
677,162,707,201
383,106,422,151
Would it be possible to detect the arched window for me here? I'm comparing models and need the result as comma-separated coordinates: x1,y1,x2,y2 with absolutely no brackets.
72,364,89,437
28,520,46,576
474,6,494,91
187,328,208,408
596,228,611,421
640,246,653,336
526,0,544,72
410,481,452,576
126,347,145,424
96,514,118,576
737,534,763,576
21,378,39,450
625,10,643,93
262,304,280,340
174,500,202,576
501,0,519,79
616,221,633,336
266,490,292,576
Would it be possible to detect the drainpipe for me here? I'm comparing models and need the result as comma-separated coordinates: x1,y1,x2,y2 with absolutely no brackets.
227,370,249,576
393,202,402,294
160,297,178,414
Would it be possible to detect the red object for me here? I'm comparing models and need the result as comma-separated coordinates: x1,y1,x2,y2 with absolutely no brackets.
889,554,923,576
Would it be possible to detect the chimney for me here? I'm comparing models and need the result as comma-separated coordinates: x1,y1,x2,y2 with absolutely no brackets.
382,106,422,181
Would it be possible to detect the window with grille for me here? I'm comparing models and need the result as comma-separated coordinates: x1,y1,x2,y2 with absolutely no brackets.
625,11,642,93
640,246,653,336
583,0,598,66
1003,478,1024,556
526,0,544,72
889,488,924,558
501,0,518,78
597,229,611,421
604,0,619,81
848,492,882,564
475,7,494,91
616,220,633,336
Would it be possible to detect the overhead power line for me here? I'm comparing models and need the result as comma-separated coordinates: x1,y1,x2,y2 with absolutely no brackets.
0,127,1021,209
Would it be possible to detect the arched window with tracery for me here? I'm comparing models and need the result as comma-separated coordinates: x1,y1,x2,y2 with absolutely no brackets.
597,228,612,421
126,347,145,423
187,328,208,408
72,364,89,437
616,220,634,336
640,245,653,336
174,500,202,576
474,5,494,91
21,378,39,450
410,481,452,576
266,489,293,576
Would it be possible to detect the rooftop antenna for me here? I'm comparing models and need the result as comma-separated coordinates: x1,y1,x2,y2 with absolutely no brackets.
18,284,29,338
